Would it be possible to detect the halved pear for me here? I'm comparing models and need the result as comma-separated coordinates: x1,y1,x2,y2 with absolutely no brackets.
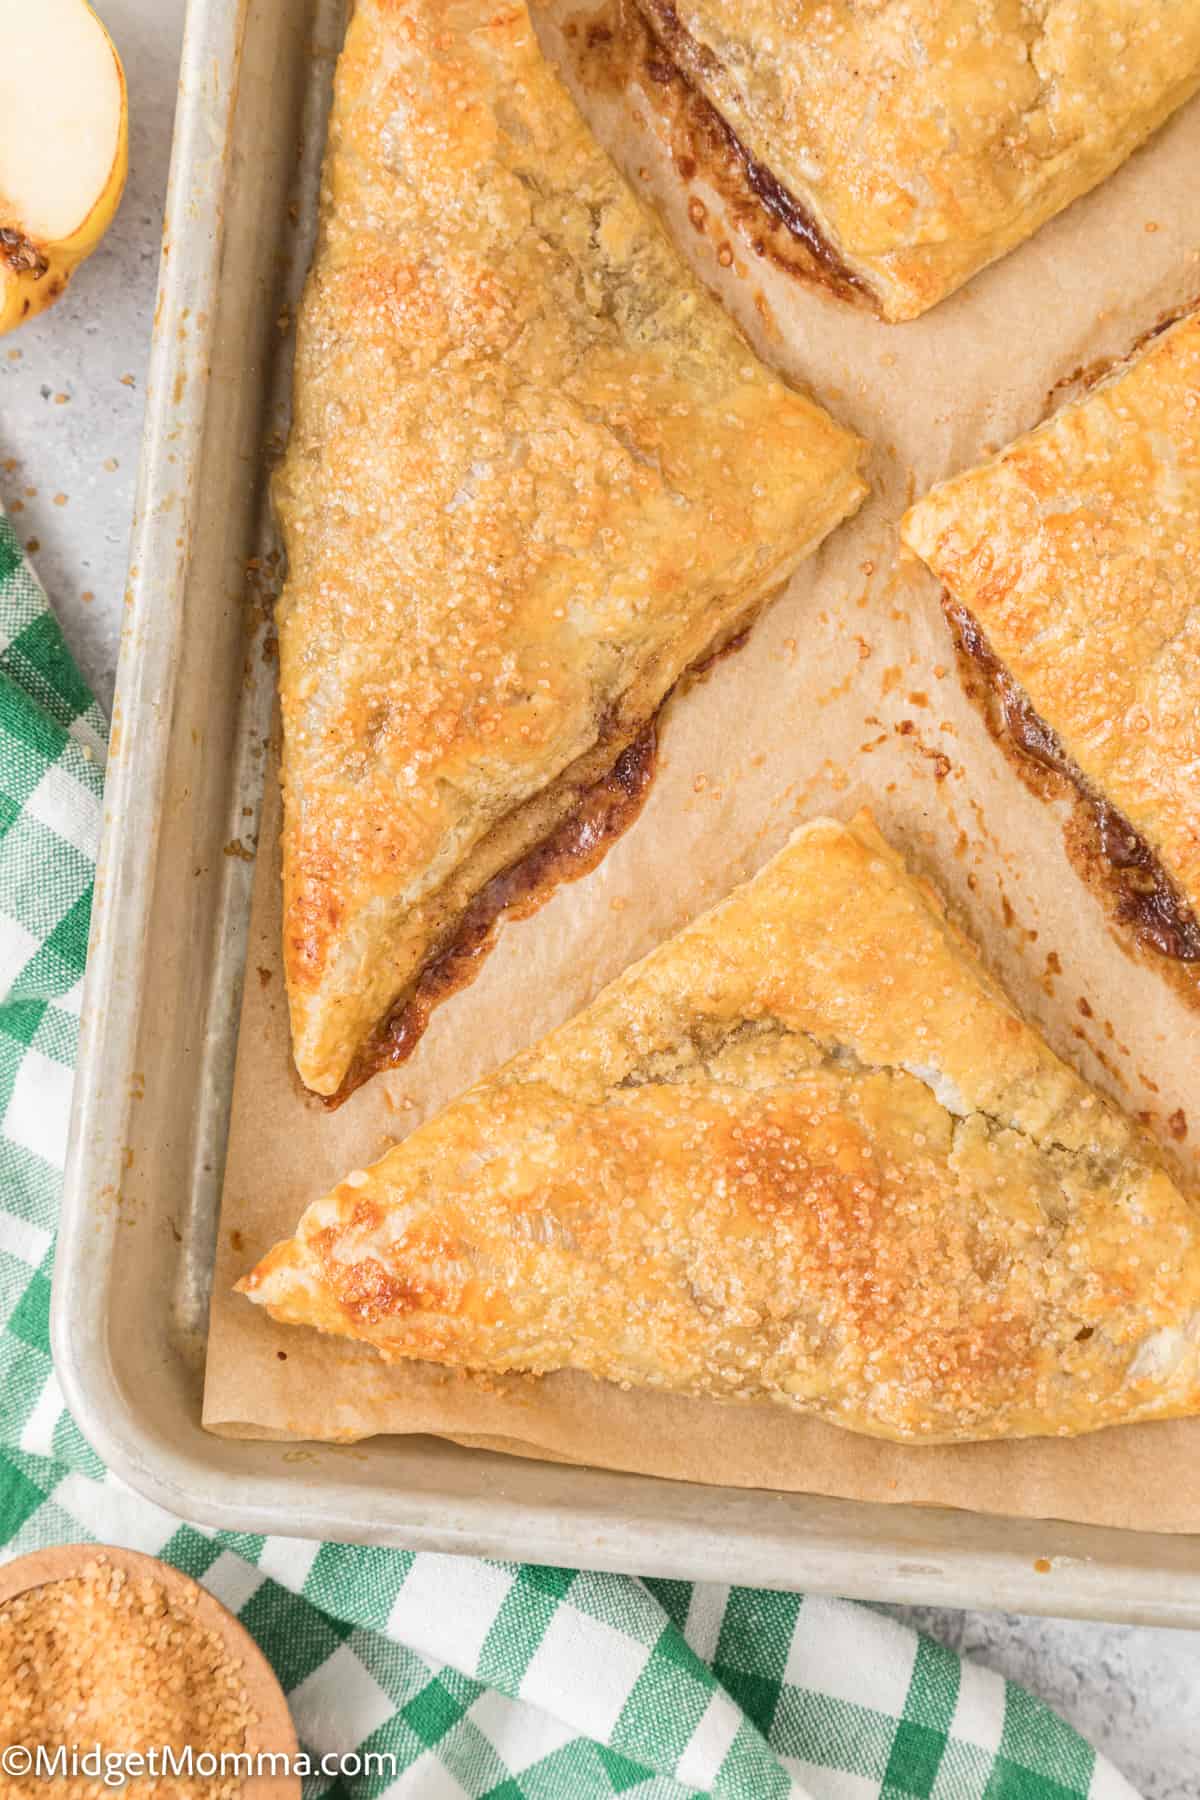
0,0,128,334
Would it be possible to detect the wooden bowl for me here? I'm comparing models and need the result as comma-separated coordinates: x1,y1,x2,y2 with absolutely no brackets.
0,1543,299,1798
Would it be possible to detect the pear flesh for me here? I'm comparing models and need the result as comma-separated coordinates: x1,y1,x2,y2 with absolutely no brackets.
0,0,128,333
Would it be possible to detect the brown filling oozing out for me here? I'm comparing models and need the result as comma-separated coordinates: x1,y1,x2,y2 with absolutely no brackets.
1045,296,1200,415
571,0,870,305
946,598,1200,964
328,726,658,1106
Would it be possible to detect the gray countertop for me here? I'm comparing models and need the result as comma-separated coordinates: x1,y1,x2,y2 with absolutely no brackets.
1,4,1196,1795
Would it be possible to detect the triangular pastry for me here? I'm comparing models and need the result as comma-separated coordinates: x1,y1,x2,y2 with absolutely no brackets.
241,815,1200,1443
622,0,1200,320
275,0,867,1096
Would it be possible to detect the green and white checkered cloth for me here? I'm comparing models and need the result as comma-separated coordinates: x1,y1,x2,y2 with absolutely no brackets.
0,502,1139,1800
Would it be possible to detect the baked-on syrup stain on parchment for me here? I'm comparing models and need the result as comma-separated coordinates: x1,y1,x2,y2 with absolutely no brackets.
566,0,872,305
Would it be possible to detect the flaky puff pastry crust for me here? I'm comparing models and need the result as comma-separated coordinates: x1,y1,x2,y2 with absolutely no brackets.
241,815,1200,1443
903,304,1200,927
634,0,1200,320
275,0,867,1096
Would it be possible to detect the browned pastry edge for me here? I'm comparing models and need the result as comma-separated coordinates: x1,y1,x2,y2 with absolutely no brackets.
566,0,874,307
327,616,759,1106
945,597,1200,981
330,725,658,1105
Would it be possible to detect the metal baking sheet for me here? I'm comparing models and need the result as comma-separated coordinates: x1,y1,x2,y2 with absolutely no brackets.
52,0,1200,1621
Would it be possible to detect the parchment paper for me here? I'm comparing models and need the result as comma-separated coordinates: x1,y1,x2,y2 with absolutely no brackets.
203,12,1200,1532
